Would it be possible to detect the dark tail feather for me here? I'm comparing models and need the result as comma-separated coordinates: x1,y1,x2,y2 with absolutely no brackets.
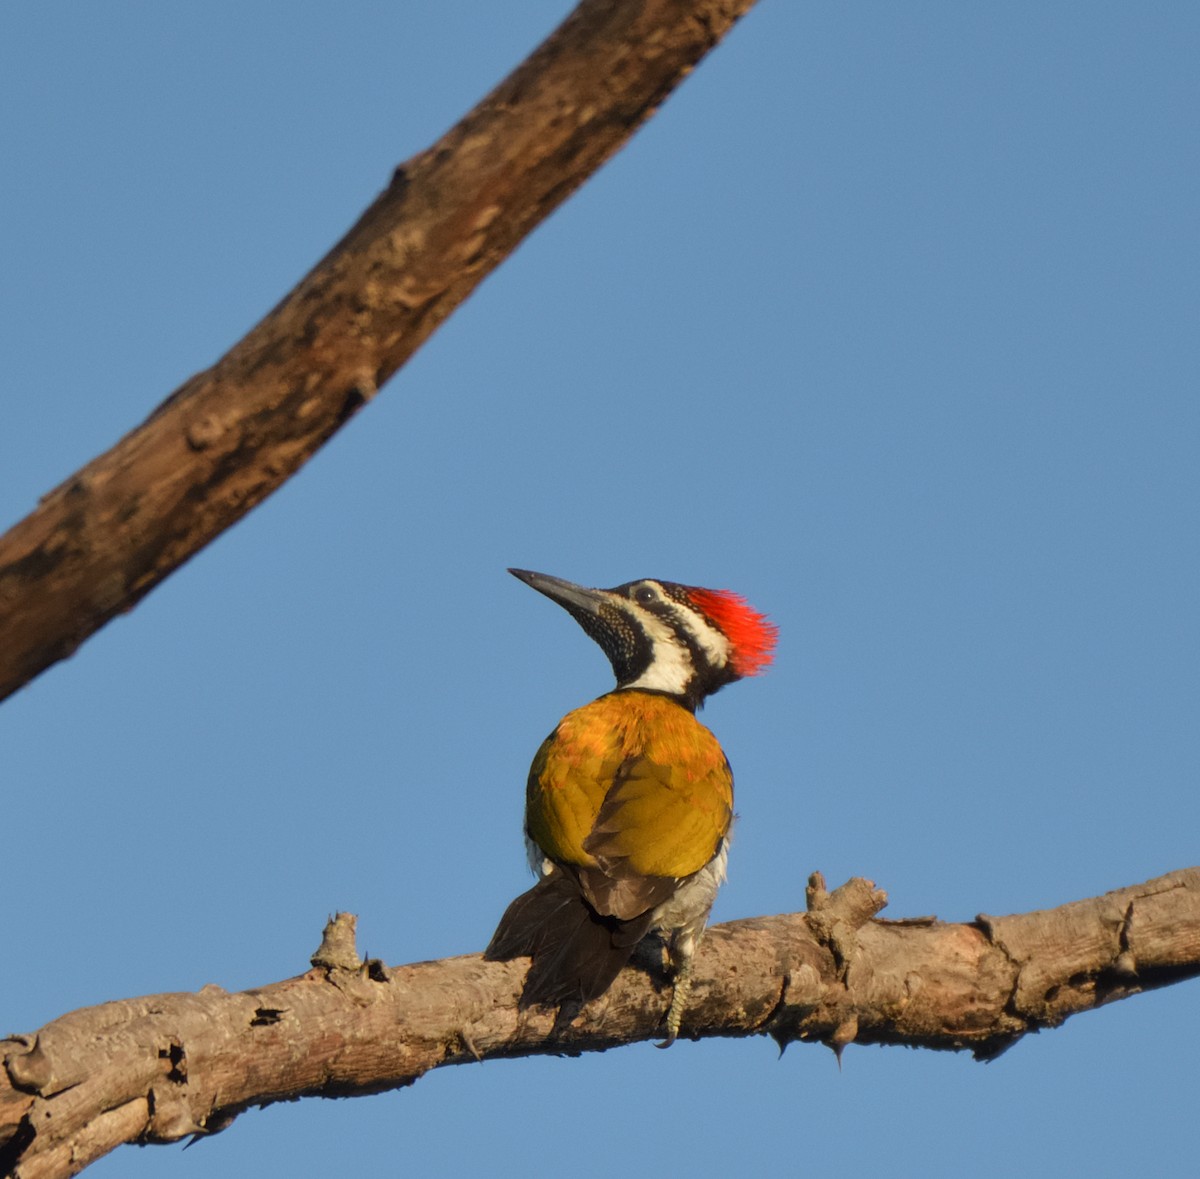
485,872,654,1009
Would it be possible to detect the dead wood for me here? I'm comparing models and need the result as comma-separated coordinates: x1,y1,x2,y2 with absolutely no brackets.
4,868,1197,1177
0,0,759,704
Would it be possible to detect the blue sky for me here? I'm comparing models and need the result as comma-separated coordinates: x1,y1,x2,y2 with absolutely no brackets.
3,3,1198,1176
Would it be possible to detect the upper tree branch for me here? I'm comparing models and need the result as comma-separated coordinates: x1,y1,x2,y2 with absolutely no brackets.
0,0,759,704
3,869,1198,1177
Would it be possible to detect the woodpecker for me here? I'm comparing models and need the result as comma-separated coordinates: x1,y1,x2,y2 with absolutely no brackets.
485,568,776,1044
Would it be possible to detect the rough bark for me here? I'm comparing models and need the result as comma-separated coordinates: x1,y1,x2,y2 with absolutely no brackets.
0,0,759,705
3,868,1198,1177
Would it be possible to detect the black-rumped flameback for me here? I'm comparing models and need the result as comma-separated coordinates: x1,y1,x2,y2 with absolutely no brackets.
485,568,777,1044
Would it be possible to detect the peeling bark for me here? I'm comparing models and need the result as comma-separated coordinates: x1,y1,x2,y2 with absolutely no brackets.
3,869,1197,1177
0,0,759,704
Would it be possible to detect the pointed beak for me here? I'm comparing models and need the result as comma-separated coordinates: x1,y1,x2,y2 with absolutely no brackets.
508,568,607,616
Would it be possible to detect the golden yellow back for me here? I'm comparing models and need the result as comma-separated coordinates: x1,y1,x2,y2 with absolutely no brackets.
525,690,734,881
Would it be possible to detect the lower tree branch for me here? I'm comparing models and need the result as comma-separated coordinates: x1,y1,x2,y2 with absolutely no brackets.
3,868,1197,1176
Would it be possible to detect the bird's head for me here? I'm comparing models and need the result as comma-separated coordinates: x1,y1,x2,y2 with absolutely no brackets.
510,568,777,710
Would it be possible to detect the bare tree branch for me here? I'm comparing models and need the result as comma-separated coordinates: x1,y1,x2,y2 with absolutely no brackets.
0,0,759,705
4,869,1197,1177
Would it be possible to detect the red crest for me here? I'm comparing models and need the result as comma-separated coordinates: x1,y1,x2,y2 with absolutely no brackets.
688,588,778,677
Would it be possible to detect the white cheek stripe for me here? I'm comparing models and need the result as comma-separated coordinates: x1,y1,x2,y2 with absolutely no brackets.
626,609,694,694
672,601,731,668
624,594,731,695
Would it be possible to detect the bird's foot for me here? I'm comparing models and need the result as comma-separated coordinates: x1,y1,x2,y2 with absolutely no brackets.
655,962,694,1049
